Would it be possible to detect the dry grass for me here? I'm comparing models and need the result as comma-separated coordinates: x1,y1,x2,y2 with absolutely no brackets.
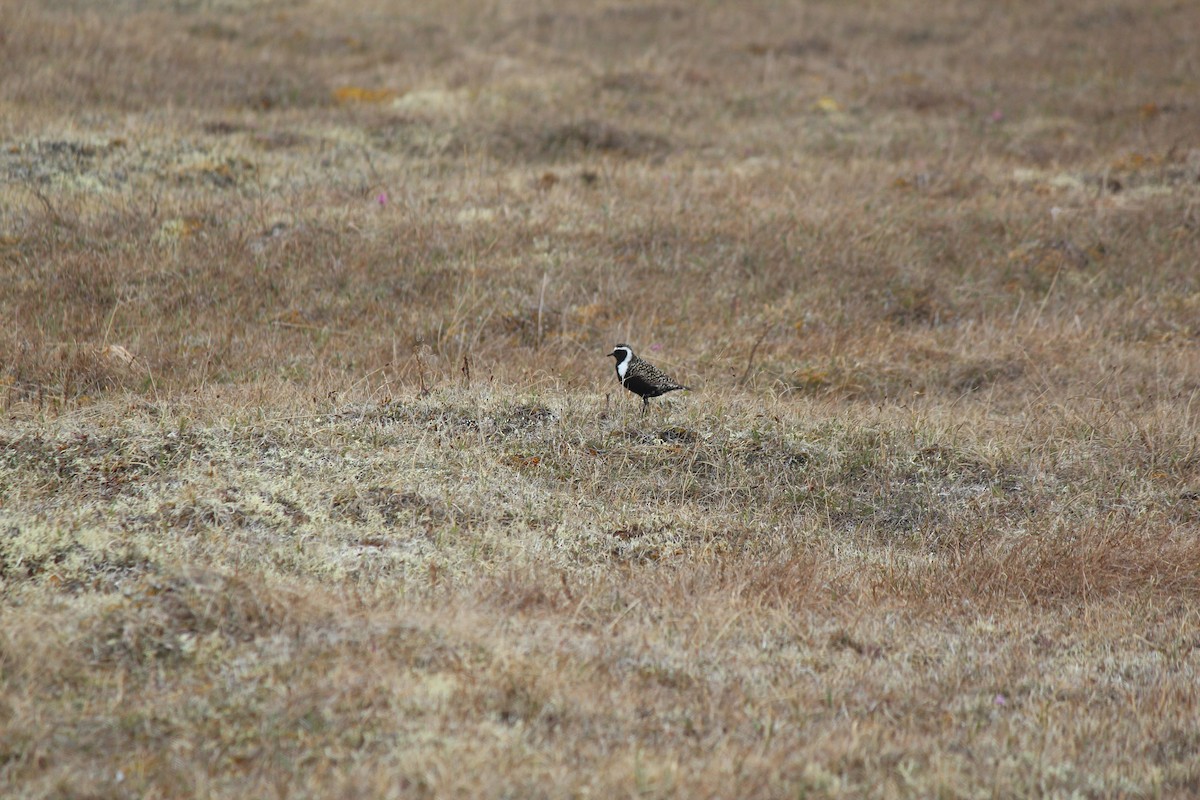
3,0,1200,796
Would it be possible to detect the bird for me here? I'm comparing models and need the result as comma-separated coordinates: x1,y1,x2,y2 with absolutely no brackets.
607,344,688,415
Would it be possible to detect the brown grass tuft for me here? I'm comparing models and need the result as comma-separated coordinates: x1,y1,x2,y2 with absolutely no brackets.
957,521,1200,605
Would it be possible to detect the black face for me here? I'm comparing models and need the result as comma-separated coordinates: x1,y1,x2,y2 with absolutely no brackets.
609,344,631,361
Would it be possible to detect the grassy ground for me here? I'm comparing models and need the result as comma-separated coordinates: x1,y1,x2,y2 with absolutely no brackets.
3,0,1200,796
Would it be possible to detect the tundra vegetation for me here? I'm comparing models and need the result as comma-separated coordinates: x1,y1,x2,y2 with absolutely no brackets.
2,0,1199,796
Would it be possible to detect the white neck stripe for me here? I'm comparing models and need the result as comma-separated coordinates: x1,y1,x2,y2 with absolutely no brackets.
615,349,632,379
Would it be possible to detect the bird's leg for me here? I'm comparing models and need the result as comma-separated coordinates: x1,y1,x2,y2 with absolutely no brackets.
642,397,649,417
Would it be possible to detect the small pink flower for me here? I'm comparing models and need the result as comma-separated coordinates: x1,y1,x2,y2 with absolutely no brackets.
376,192,389,207
650,343,663,352
990,109,1004,123
994,694,1007,706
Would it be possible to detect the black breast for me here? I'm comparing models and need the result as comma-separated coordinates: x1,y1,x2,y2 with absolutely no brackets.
622,374,665,399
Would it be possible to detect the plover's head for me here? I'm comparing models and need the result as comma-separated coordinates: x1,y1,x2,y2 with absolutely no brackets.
608,344,634,378
607,344,633,362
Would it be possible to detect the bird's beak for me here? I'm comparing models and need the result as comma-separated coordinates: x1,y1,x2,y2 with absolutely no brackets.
606,350,616,357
